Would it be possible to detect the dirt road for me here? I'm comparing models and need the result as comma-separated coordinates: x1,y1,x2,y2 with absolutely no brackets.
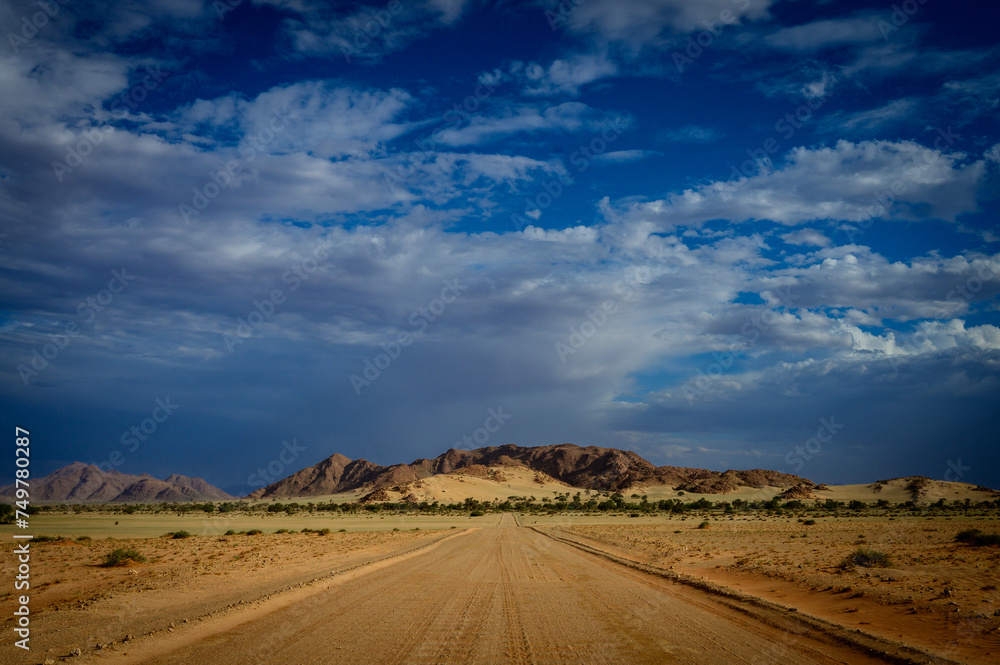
114,514,908,664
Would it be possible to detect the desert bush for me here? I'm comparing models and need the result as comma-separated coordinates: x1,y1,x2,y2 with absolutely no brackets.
245,529,263,535
166,530,192,539
955,529,1000,546
841,547,891,569
101,548,146,567
697,521,710,529
223,529,237,536
470,510,485,517
315,528,331,535
76,535,92,541
33,535,66,542
803,519,816,525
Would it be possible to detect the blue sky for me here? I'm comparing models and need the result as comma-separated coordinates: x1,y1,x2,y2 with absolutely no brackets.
1,0,998,495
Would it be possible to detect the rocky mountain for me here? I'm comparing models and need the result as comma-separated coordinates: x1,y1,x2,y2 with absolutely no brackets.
248,443,814,498
0,463,235,503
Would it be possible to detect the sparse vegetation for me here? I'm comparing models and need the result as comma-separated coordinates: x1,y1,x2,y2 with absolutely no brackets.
955,528,1000,546
841,547,891,569
101,548,146,567
13,488,1000,523
697,521,710,529
166,530,192,539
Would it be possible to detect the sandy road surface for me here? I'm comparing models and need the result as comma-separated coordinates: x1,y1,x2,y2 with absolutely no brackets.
115,514,902,665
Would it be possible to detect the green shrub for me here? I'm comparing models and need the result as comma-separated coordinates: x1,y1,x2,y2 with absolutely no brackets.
315,528,330,535
223,530,237,536
469,510,485,517
76,535,92,542
841,547,891,569
697,521,710,529
245,529,263,535
33,535,65,543
803,519,816,525
166,530,192,539
956,528,981,542
101,548,146,567
955,529,1000,546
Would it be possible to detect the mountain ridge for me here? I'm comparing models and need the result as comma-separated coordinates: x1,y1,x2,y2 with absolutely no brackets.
0,462,235,503
248,443,814,499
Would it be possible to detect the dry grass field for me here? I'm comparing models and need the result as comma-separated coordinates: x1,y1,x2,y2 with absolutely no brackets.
3,509,998,664
529,514,1000,664
0,522,467,663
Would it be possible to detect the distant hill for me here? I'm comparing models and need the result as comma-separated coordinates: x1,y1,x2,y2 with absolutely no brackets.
248,443,813,499
0,463,235,503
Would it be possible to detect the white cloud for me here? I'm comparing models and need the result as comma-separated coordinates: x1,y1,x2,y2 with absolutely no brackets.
0,50,129,127
821,98,917,134
592,149,660,164
559,0,774,47
521,52,619,96
656,125,722,143
763,15,885,52
177,83,416,159
263,0,475,60
604,140,986,228
431,102,624,146
765,247,1000,321
780,229,830,247
916,320,1000,352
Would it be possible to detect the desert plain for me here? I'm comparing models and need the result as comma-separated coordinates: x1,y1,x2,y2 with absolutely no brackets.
2,499,998,665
